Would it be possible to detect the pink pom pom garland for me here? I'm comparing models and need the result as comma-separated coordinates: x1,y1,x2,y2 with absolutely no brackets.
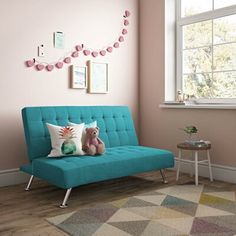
26,10,131,72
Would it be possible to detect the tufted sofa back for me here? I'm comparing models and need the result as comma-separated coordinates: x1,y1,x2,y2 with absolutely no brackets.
22,106,139,161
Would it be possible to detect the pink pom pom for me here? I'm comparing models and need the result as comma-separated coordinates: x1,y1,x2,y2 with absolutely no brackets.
113,42,119,48
36,64,44,71
122,29,128,35
100,50,106,56
124,19,129,26
107,47,113,53
75,45,83,51
91,51,98,57
55,62,63,69
26,60,35,67
83,50,90,56
64,57,71,64
72,51,79,57
119,36,124,42
46,65,54,71
125,10,131,17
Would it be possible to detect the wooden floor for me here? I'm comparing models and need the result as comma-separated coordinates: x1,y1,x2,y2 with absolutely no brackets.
0,170,236,236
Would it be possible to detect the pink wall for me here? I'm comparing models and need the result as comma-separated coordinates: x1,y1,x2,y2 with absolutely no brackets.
139,0,236,167
0,0,139,170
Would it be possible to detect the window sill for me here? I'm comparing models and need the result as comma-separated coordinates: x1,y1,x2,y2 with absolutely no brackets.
159,103,236,110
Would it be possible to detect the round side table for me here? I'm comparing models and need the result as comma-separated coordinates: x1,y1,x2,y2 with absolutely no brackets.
176,142,213,186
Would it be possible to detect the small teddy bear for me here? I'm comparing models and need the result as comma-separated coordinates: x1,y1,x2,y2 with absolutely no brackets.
82,127,105,155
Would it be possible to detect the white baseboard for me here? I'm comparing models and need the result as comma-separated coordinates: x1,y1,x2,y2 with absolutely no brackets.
1,161,236,187
0,168,29,187
173,158,236,184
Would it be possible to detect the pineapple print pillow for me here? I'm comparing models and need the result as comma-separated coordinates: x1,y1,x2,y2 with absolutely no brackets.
46,123,85,157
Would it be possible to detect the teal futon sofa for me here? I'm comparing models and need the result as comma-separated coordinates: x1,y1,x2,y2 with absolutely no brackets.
20,106,174,208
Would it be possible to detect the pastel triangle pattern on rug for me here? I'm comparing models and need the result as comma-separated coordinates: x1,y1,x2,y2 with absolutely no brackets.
163,202,198,217
47,211,76,225
201,215,236,232
199,193,236,214
109,220,150,236
59,222,102,236
156,217,194,234
124,206,162,219
47,184,236,236
190,218,234,234
195,204,234,217
134,195,166,206
122,197,158,208
142,220,184,236
161,195,196,206
93,223,132,236
200,193,233,205
107,208,149,222
206,191,236,201
110,198,129,208
156,185,203,203
138,191,166,196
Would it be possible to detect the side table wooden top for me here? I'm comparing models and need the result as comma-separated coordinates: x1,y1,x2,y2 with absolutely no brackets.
177,142,211,150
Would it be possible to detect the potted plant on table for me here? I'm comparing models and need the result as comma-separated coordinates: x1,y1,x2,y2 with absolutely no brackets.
181,125,198,144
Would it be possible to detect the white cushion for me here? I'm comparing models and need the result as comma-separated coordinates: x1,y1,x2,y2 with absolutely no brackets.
46,123,85,157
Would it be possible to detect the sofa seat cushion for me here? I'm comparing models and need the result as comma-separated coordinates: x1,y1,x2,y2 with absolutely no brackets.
32,145,174,189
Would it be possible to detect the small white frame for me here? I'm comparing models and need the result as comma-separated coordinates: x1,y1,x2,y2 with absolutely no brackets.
70,65,87,89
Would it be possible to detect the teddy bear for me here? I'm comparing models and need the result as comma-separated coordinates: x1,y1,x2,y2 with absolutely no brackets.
82,127,105,155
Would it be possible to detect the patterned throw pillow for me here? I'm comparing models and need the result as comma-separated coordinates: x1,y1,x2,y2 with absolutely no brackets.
46,123,85,157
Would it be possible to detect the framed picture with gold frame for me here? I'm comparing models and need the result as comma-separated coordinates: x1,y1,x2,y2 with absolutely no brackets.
70,65,87,89
87,61,108,94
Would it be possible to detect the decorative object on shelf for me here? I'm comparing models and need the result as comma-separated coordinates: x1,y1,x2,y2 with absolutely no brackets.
184,94,197,105
70,65,87,89
176,90,184,102
25,10,131,72
87,61,108,94
181,125,198,144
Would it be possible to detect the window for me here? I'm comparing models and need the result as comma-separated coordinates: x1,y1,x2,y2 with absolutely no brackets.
177,0,236,100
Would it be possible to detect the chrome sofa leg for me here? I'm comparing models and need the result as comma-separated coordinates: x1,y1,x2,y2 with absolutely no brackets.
25,175,34,191
60,188,72,208
160,169,168,184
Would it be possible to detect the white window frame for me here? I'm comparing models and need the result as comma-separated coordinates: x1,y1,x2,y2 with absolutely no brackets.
176,0,236,103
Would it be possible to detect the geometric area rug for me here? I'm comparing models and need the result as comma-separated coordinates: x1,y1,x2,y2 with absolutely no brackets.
47,185,236,236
